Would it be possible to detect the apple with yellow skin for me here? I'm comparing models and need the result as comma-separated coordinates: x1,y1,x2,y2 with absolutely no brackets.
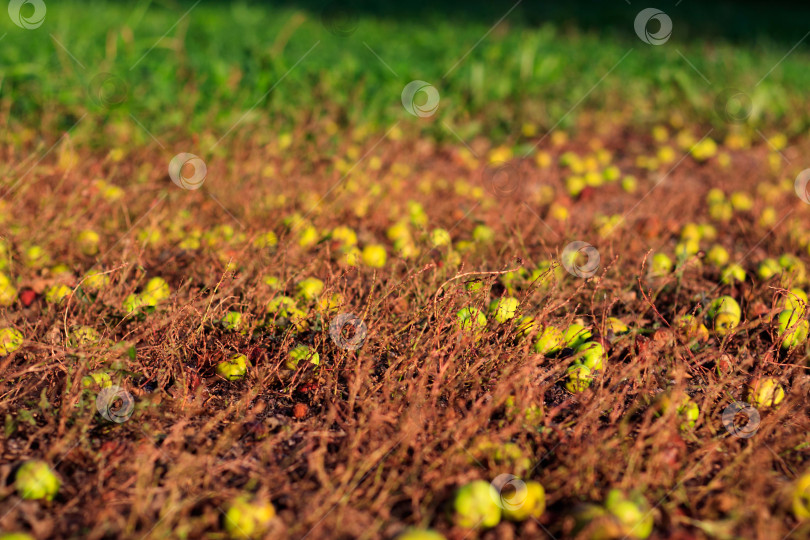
252,231,278,249
122,293,145,315
0,327,23,356
0,272,16,306
748,377,785,408
223,496,276,540
533,326,564,355
576,341,605,371
677,315,709,341
296,277,325,301
777,309,809,349
488,297,519,324
22,245,51,268
429,228,452,248
456,307,487,340
361,244,387,268
784,288,808,314
501,480,546,521
15,460,60,501
81,370,112,389
758,258,781,280
472,224,495,243
565,363,592,393
649,253,673,278
792,472,810,520
285,345,320,370
453,480,501,529
76,229,101,256
68,326,100,347
0,533,36,540
221,311,245,332
396,529,446,540
142,277,170,305
564,323,592,349
217,354,248,381
604,490,654,539
45,284,72,304
83,270,111,292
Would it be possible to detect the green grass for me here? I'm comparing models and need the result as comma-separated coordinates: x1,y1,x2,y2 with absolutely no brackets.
1,0,809,145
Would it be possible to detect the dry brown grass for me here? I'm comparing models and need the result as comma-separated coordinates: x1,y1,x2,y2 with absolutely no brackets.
1,123,810,539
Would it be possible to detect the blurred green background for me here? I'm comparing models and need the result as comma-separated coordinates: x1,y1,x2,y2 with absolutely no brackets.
1,0,809,146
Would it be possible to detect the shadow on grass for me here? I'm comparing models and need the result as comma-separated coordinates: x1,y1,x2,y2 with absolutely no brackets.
263,0,810,47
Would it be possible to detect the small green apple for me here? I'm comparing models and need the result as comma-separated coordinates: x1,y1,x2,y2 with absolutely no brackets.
576,341,605,371
472,224,495,243
122,293,145,315
285,344,320,370
221,311,244,332
76,229,101,256
677,315,709,341
707,295,741,319
83,270,110,292
465,280,484,293
713,311,740,336
68,326,100,347
266,295,297,314
429,228,452,248
649,253,674,278
676,399,699,430
515,316,537,338
605,317,629,336
730,191,753,211
499,269,528,294
705,245,730,267
777,309,809,349
529,261,563,289
252,231,278,249
533,326,564,355
488,297,519,324
15,460,60,501
784,288,809,314
45,284,72,304
317,293,343,313
709,201,733,222
675,239,699,260
757,258,781,280
721,264,746,284
217,354,248,381
456,307,487,338
296,277,325,301
22,245,51,269
779,254,807,284
621,175,638,193
565,363,592,393
386,221,411,243
604,490,653,539
564,323,592,349
81,370,112,389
